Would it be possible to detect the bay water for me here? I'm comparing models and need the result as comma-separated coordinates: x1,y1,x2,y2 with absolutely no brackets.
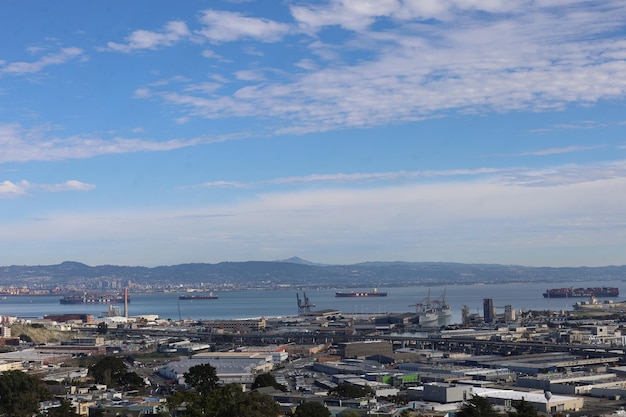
0,280,622,324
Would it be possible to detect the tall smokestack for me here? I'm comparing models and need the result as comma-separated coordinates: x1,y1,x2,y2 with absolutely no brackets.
124,287,128,319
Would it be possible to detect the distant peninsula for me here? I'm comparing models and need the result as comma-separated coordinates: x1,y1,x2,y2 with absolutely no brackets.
0,259,623,291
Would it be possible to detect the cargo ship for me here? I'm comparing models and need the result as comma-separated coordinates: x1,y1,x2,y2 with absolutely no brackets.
179,292,218,300
335,288,387,297
543,287,619,298
60,293,129,304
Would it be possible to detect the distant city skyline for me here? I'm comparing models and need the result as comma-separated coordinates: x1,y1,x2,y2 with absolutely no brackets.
2,1,626,267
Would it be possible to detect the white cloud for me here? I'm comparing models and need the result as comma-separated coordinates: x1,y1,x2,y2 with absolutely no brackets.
0,179,94,197
0,123,202,163
294,59,319,70
141,1,626,135
197,10,290,43
292,0,401,32
498,160,626,187
1,47,84,75
234,70,265,81
105,20,190,53
193,160,626,190
0,180,26,196
133,88,151,98
201,49,218,59
40,180,96,192
520,145,604,156
195,167,504,189
26,45,46,55
197,180,248,189
290,0,533,32
530,120,607,133
184,82,222,94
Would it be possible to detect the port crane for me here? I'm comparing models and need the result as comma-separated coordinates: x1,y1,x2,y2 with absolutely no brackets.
297,292,315,315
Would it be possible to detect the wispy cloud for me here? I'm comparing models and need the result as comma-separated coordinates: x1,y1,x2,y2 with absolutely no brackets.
195,167,506,188
520,145,604,156
194,160,626,190
104,10,290,53
0,179,94,198
196,181,248,189
0,47,84,76
0,123,202,163
530,120,608,133
197,10,290,43
499,160,626,186
291,0,531,33
105,20,191,53
291,0,405,32
130,2,626,133
267,168,503,185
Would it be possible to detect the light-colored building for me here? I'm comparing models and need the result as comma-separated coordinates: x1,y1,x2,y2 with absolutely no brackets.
338,340,393,359
235,346,289,363
160,354,274,386
472,387,584,414
284,343,327,357
423,383,471,403
74,400,96,416
0,360,22,372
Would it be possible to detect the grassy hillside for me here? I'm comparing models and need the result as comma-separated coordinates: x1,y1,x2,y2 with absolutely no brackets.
11,324,79,344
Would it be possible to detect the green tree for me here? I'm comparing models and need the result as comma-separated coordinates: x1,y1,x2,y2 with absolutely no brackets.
293,401,331,417
183,363,220,396
121,369,145,390
18,333,32,343
251,372,286,391
165,383,280,417
88,356,144,390
88,356,128,386
165,390,203,417
339,409,361,417
0,370,52,417
457,395,500,417
97,322,108,334
508,399,539,417
231,389,281,417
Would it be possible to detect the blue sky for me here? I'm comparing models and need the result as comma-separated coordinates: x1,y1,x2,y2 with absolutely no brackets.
2,0,626,267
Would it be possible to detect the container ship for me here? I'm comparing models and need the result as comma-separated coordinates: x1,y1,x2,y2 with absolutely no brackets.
543,287,619,298
179,292,218,300
335,288,387,297
60,293,129,304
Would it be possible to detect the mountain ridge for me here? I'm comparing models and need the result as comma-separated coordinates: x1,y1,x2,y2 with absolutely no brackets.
0,259,624,289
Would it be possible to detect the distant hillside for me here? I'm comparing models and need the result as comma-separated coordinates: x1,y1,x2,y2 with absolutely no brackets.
0,260,624,289
275,256,324,266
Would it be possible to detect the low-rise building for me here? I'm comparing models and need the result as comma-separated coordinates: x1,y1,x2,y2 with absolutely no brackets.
159,354,273,385
423,383,471,403
200,318,266,332
472,387,584,414
337,340,393,359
